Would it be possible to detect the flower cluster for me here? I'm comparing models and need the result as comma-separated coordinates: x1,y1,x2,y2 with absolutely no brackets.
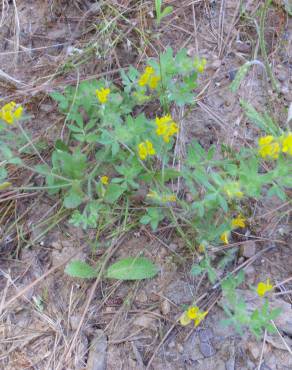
223,182,243,199
138,140,156,160
256,278,273,297
0,102,23,124
258,133,292,159
231,215,246,229
220,215,246,245
138,66,160,89
100,176,109,185
155,114,179,143
180,305,208,327
220,231,229,245
96,87,110,104
193,57,207,73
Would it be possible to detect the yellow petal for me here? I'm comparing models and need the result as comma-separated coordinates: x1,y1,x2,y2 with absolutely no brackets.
180,312,192,326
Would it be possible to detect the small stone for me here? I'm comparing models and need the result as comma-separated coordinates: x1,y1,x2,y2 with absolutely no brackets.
244,265,256,284
160,299,171,315
247,341,260,360
168,243,178,252
41,104,53,113
70,315,82,330
136,290,147,303
199,328,214,343
277,70,287,82
199,341,216,357
235,41,251,53
133,315,157,330
86,330,107,370
176,343,184,353
168,340,175,349
211,59,221,70
225,357,235,370
240,241,256,258
238,256,245,265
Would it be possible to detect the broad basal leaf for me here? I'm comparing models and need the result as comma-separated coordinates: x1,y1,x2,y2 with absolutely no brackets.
105,257,158,280
65,260,97,279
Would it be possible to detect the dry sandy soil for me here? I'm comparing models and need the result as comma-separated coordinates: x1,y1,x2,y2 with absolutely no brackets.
0,1,291,369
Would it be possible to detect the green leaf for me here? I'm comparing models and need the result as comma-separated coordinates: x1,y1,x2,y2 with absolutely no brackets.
160,6,173,18
65,260,97,279
63,187,83,208
105,257,158,280
191,264,203,276
230,62,252,93
104,183,126,203
240,99,280,136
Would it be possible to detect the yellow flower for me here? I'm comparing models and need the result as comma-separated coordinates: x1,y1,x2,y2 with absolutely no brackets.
194,310,208,327
220,231,229,245
138,140,156,160
194,57,207,73
258,135,280,159
101,176,109,185
180,311,192,326
96,87,110,104
180,306,208,327
231,215,246,229
0,101,23,124
148,75,160,89
187,306,199,319
224,182,243,199
138,66,155,87
155,114,179,142
256,279,273,297
198,244,206,253
259,136,274,146
281,132,292,155
138,66,160,90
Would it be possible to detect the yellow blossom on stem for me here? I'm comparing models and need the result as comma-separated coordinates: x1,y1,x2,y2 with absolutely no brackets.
148,75,161,89
138,66,154,87
138,140,156,160
256,279,273,297
231,215,246,229
138,66,160,89
0,101,23,124
180,311,192,326
224,182,243,199
258,135,280,159
155,114,179,143
220,231,229,245
194,310,208,327
193,57,207,73
187,306,199,319
96,87,110,104
281,132,292,155
100,176,109,185
180,306,208,327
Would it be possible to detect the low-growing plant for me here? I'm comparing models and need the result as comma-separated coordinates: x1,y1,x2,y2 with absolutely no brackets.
0,51,291,338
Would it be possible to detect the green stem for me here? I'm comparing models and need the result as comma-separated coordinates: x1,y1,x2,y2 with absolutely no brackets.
259,0,279,92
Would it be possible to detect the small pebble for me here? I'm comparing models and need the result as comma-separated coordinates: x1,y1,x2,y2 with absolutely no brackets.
199,328,214,343
240,241,256,258
160,299,171,315
199,341,216,357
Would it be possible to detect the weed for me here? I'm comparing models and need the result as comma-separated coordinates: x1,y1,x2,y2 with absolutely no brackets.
1,50,290,337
